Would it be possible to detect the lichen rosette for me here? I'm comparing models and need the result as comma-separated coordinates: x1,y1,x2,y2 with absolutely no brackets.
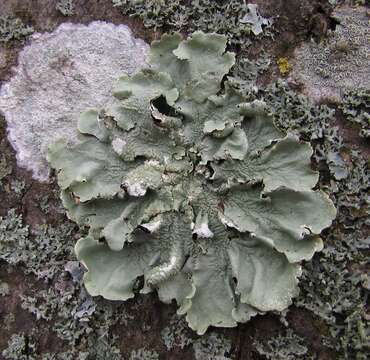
48,32,336,335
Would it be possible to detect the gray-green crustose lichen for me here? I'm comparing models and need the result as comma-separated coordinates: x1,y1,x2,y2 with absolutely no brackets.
48,31,336,335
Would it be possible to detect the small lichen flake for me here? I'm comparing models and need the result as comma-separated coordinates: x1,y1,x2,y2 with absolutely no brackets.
48,31,336,335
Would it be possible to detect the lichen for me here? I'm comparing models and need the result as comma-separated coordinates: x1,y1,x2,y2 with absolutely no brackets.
240,3,272,36
0,192,126,358
276,57,291,76
340,88,370,138
192,332,232,360
129,348,159,360
56,0,75,17
250,78,369,359
4,313,15,331
232,54,271,92
161,314,193,350
0,16,33,43
0,3,367,357
297,233,369,358
0,210,75,280
291,5,370,102
0,209,29,265
20,280,128,357
254,329,310,360
0,22,148,181
2,333,37,360
48,31,336,335
10,179,26,194
112,0,271,46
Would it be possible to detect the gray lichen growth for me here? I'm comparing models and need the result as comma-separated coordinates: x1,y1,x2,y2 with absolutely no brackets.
291,5,370,102
113,0,271,46
2,333,37,360
340,88,370,138
56,0,75,17
256,78,369,359
0,204,128,357
10,179,26,194
161,314,193,350
0,16,34,43
1,2,366,357
297,233,369,358
193,332,232,360
48,31,336,335
254,329,309,360
232,54,271,91
0,21,148,181
0,209,29,264
240,3,272,36
20,280,127,357
0,209,75,280
129,348,159,360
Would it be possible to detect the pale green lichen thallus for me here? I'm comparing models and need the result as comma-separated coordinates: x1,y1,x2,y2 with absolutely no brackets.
48,31,336,335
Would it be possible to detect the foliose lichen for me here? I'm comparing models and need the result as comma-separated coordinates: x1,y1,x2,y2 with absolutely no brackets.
340,88,370,138
0,16,34,43
297,231,369,358
240,3,272,36
0,209,75,280
20,278,128,357
254,329,309,360
254,77,369,359
112,0,271,46
48,31,336,335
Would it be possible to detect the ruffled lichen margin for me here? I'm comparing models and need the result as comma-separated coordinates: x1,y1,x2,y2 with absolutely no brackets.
47,32,336,335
